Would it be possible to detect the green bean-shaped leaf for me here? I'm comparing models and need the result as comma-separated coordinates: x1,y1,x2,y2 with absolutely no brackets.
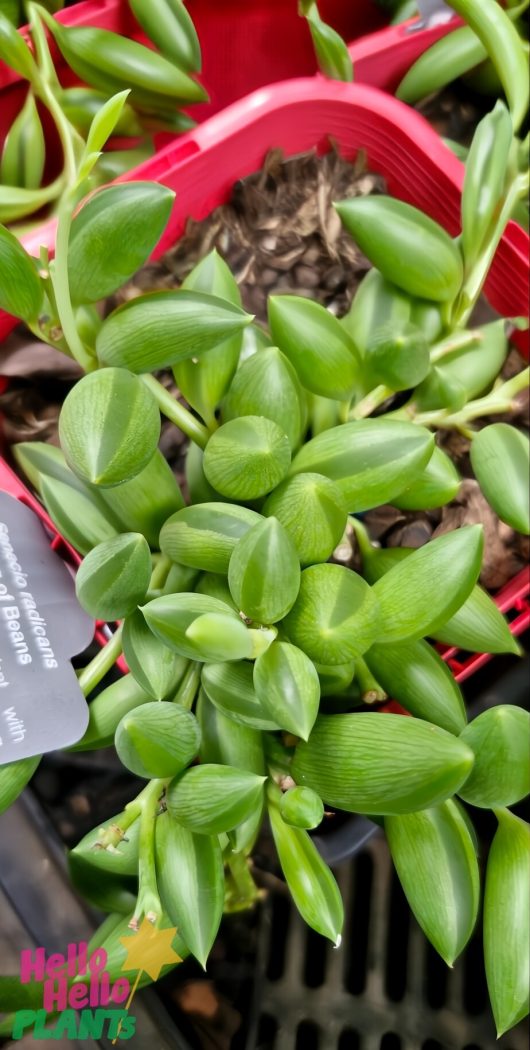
97,291,252,373
447,0,529,132
122,610,188,700
0,10,35,77
470,424,530,534
167,764,266,835
201,661,279,731
128,0,201,72
304,2,353,81
280,786,324,830
156,812,223,970
415,320,508,410
253,641,320,740
263,472,347,565
292,713,474,814
397,26,489,104
196,689,266,853
96,450,185,548
228,517,300,624
75,532,151,620
71,813,140,876
461,102,513,267
40,475,119,555
173,250,242,424
365,323,430,391
115,701,200,779
336,196,463,302
268,294,359,399
185,612,256,662
0,225,43,321
372,526,483,643
68,183,174,304
204,416,291,500
0,756,40,815
59,368,160,487
1,91,45,190
341,268,413,352
290,419,434,509
386,800,480,965
141,592,240,661
72,673,154,751
283,563,379,664
160,503,262,575
365,639,466,735
458,706,530,808
195,572,237,608
484,810,530,1036
223,345,306,450
392,446,461,510
268,785,343,944
431,584,521,655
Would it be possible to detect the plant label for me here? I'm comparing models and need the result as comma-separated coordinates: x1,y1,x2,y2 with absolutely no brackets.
0,492,93,764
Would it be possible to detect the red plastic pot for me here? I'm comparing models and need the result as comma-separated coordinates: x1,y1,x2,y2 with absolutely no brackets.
347,12,461,94
1,79,529,679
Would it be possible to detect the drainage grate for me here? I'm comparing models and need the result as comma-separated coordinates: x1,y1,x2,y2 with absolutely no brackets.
248,834,529,1050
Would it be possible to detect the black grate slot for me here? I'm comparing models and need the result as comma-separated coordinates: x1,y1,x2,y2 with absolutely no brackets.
338,1029,360,1050
462,931,489,1015
424,942,450,1010
256,1014,278,1050
380,1034,402,1050
421,1041,444,1050
266,893,291,982
304,925,328,988
384,872,411,1003
295,1020,320,1050
345,852,374,994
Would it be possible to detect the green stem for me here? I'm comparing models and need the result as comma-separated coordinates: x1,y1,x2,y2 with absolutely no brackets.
172,662,200,710
348,515,376,562
412,367,530,430
349,384,393,420
78,623,124,697
149,554,172,592
355,657,387,704
141,375,210,450
26,1,60,87
429,329,483,363
225,851,260,909
50,188,97,372
131,778,168,928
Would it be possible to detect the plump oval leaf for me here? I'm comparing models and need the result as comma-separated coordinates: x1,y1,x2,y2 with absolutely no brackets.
0,756,40,815
0,225,43,321
341,268,412,351
392,446,461,510
68,183,174,303
141,592,245,662
470,424,530,534
484,810,530,1037
458,706,530,808
72,673,153,751
365,639,466,735
365,323,430,391
173,250,242,424
253,641,320,740
280,786,324,830
96,291,252,373
263,472,347,565
292,713,474,814
122,610,188,700
283,563,379,664
156,811,223,969
223,345,306,449
372,526,483,643
59,368,160,487
431,584,520,655
75,532,151,620
268,785,343,944
201,661,279,731
203,416,291,500
167,764,266,834
268,294,359,399
115,701,200,779
290,419,434,510
184,612,255,662
40,475,119,555
160,503,261,574
386,800,480,965
336,196,463,302
228,517,300,623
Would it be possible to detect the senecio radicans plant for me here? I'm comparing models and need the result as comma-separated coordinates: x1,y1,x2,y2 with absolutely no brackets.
0,92,529,1036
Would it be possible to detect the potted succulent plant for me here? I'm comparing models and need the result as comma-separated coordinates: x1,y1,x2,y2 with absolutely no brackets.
0,67,529,1044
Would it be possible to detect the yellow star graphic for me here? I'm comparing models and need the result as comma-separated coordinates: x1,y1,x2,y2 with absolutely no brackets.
119,917,182,982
